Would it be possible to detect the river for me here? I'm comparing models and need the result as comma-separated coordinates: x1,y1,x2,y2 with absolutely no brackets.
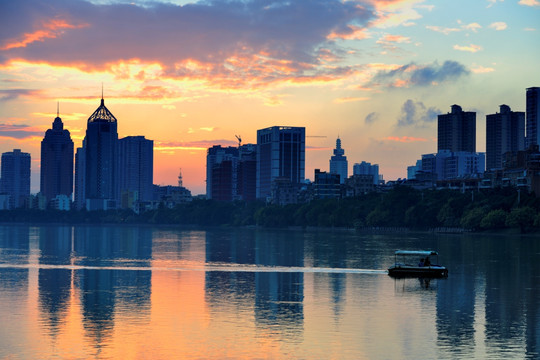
0,224,538,359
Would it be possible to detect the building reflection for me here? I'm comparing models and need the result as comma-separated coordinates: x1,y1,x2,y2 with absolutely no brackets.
254,231,304,337
435,237,476,358
205,230,256,307
482,237,540,357
0,225,30,293
38,226,72,336
73,226,152,344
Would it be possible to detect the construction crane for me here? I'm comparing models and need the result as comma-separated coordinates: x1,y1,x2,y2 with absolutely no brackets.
235,135,242,147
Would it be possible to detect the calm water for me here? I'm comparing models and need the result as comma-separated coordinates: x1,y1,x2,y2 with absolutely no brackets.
0,224,539,359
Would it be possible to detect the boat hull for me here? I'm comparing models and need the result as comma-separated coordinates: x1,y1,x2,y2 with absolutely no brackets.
388,265,448,278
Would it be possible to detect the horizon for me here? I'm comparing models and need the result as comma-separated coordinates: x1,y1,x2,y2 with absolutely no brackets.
1,0,539,195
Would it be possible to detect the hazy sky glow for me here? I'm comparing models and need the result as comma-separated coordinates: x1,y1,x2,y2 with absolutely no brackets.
1,0,539,194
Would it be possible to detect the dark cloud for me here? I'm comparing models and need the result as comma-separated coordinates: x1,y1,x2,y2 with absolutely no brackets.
0,124,43,138
0,89,42,101
364,111,378,124
373,60,470,88
397,99,440,127
0,0,375,86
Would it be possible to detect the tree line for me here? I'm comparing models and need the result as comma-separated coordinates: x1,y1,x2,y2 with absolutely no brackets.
1,186,540,232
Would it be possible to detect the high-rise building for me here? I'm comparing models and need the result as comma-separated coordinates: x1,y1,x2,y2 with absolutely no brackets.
118,136,154,203
83,97,119,210
74,145,86,210
206,146,239,200
40,108,74,203
0,149,31,209
237,144,257,201
256,126,305,199
526,87,540,148
353,161,379,185
486,104,525,170
329,137,348,184
438,105,476,153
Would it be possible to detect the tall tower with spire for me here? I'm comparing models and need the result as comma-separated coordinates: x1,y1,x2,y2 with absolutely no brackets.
40,103,74,203
329,137,348,184
83,94,119,210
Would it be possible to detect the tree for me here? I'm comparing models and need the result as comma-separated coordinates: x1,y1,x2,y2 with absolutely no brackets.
480,209,508,229
505,207,536,232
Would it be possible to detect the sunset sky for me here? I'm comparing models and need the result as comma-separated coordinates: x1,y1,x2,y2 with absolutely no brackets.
0,0,539,195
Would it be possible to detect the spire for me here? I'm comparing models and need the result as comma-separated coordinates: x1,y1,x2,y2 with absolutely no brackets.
88,90,117,123
52,101,63,130
333,136,344,156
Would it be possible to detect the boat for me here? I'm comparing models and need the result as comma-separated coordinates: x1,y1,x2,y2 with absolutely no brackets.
388,250,448,278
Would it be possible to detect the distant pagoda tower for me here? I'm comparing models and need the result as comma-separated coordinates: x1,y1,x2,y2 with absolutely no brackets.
329,136,348,184
83,93,119,210
40,103,74,203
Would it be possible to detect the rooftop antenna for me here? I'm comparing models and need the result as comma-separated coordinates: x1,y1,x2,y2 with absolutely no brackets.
235,135,242,147
178,169,183,187
57,101,59,117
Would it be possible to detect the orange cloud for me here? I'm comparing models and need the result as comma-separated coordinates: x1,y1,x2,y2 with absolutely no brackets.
385,136,428,142
453,44,483,53
1,19,88,50
327,25,370,40
333,96,370,104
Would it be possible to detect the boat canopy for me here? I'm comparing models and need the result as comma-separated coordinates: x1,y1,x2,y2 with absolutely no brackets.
394,250,438,256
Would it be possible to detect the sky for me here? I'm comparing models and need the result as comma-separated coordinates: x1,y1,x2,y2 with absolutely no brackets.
0,0,539,195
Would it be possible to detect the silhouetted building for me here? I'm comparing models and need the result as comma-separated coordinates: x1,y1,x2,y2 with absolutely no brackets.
206,145,239,200
40,109,74,204
0,149,31,209
256,126,305,199
237,144,257,201
345,174,375,196
83,97,119,210
486,105,525,170
353,161,379,185
526,87,540,148
74,145,86,210
118,136,153,204
438,105,476,153
329,137,348,184
314,169,341,199
421,150,485,180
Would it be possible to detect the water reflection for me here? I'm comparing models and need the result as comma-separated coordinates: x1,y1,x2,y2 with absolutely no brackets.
1,226,540,359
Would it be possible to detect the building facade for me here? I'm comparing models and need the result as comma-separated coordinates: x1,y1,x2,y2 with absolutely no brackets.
118,136,154,204
486,104,525,170
353,161,379,185
329,137,348,184
40,111,74,203
421,150,485,181
526,87,540,148
206,146,239,200
256,126,305,199
438,104,476,153
0,149,31,209
83,98,119,210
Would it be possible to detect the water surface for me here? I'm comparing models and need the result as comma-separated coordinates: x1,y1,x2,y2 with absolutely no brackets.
0,225,538,359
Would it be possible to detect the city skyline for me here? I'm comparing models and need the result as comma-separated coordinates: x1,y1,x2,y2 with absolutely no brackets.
1,0,539,195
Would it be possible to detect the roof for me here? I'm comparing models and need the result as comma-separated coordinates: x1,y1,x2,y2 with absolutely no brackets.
395,250,438,256
88,99,117,123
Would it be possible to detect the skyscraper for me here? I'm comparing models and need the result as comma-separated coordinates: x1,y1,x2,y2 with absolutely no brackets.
206,145,239,200
83,97,119,210
256,126,305,199
438,105,476,153
526,87,540,148
118,136,154,203
74,146,86,210
40,107,74,203
0,149,31,209
329,137,348,184
486,104,525,170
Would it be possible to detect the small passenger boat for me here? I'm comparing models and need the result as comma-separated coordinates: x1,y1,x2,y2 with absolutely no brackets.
388,250,448,278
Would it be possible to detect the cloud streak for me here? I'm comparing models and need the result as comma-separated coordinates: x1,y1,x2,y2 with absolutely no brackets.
0,0,376,89
0,124,44,139
372,60,470,88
